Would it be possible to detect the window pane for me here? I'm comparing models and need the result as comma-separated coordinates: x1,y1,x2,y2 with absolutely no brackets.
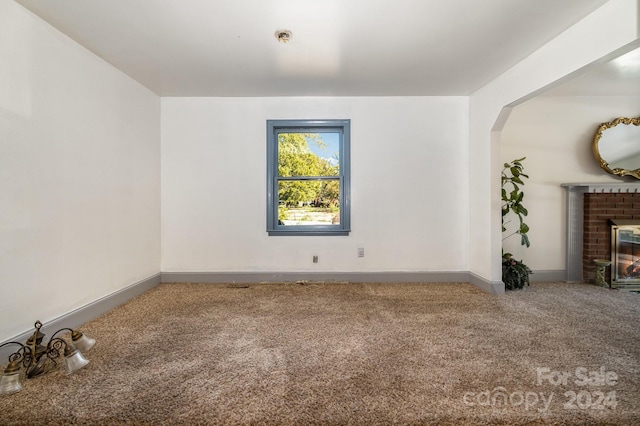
278,180,340,226
267,119,349,236
278,133,340,177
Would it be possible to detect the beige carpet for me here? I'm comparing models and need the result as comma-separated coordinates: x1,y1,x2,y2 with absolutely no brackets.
1,282,639,425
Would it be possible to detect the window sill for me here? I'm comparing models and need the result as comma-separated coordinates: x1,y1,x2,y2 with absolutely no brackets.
268,229,350,236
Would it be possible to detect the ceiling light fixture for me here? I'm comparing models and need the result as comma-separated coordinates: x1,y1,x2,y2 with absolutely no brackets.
0,320,96,396
275,30,292,43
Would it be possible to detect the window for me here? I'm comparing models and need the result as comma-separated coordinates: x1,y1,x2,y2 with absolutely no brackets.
267,119,350,236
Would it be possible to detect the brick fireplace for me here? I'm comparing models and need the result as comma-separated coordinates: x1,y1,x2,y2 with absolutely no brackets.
584,193,640,283
563,183,640,283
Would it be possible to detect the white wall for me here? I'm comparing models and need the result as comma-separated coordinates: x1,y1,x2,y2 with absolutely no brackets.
469,0,639,285
2,2,637,344
501,96,640,271
161,97,469,273
0,1,161,341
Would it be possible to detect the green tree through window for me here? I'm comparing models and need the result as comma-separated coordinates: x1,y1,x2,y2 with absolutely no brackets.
278,133,338,208
267,120,350,236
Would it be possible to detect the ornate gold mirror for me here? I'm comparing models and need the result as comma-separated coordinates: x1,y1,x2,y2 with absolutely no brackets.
593,116,640,179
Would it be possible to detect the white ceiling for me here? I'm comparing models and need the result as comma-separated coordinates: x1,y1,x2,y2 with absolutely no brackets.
540,47,640,97
15,0,627,97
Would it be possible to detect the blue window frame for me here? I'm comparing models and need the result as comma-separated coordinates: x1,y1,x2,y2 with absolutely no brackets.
267,119,351,236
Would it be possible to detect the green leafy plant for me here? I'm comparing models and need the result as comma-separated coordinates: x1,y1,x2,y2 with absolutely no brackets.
502,157,532,290
502,256,532,290
502,157,530,248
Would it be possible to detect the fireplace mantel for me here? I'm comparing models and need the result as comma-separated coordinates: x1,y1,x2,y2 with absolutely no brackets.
562,182,640,193
562,182,640,282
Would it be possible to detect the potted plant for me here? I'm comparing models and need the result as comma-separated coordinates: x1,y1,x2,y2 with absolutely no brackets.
502,157,532,290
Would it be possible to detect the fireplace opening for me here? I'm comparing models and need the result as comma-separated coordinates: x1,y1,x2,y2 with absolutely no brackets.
610,219,640,287
563,184,639,284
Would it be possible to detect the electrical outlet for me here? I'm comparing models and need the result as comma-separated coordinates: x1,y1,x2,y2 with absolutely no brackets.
358,247,364,257
313,255,318,263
